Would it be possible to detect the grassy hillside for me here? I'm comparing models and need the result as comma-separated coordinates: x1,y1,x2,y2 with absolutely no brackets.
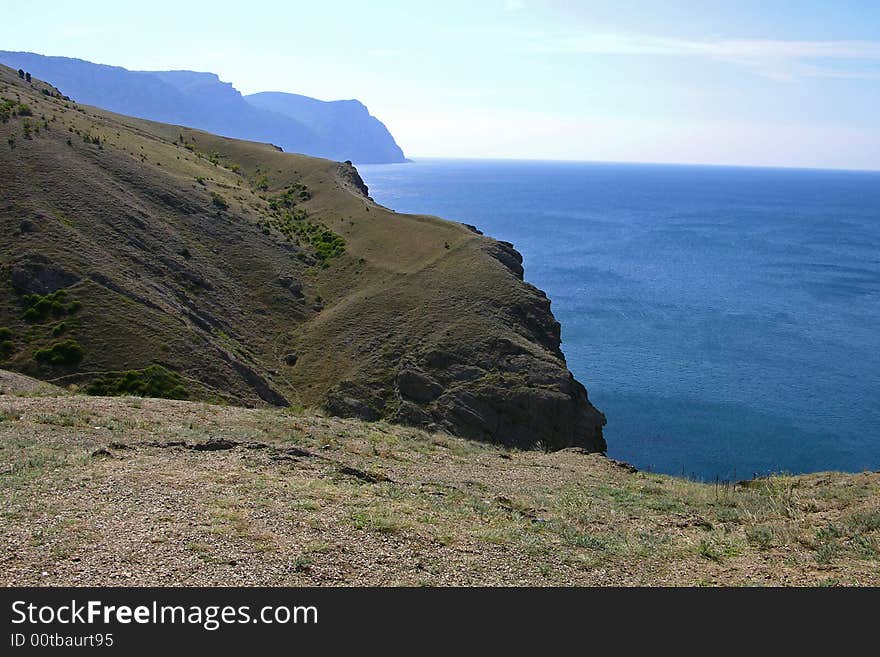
0,64,603,450
1,383,877,586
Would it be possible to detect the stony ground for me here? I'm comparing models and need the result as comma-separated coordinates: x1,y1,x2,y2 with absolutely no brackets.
1,386,878,586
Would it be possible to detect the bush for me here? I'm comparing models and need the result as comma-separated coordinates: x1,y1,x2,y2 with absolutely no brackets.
21,289,80,323
1,326,19,360
86,365,188,399
16,103,32,116
746,525,773,549
303,223,346,262
34,339,84,366
211,192,228,210
0,99,14,122
268,184,310,211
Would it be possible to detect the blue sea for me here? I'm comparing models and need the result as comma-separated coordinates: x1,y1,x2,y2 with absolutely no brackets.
358,159,880,480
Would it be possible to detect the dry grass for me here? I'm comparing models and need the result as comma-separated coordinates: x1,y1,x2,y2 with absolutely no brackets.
1,390,878,586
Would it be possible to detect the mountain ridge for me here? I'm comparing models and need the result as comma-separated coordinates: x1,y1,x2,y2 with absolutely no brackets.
246,91,406,164
0,51,406,163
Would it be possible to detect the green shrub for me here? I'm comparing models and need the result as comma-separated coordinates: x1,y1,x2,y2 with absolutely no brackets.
21,289,80,323
34,339,84,366
86,365,188,399
16,103,32,116
211,192,228,210
303,223,346,262
0,340,14,359
268,184,310,211
261,191,344,263
0,98,14,122
0,327,13,340
746,525,773,549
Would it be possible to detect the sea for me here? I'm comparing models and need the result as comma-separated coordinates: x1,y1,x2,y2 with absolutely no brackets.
358,158,880,480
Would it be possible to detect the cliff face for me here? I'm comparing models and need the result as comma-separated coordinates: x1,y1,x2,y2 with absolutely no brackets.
0,51,406,164
0,64,604,452
319,194,607,451
246,92,406,164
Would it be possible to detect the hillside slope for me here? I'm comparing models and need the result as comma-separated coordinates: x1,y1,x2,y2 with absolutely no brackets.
0,64,604,451
1,388,878,586
0,51,406,163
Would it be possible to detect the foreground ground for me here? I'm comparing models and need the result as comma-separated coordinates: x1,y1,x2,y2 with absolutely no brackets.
1,382,878,586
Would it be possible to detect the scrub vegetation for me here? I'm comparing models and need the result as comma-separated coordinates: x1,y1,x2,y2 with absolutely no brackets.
1,377,878,587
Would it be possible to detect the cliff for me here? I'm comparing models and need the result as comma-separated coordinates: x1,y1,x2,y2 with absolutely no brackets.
246,92,405,164
0,51,407,164
0,63,604,451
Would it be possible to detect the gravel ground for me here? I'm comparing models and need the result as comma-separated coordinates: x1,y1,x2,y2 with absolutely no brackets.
2,389,879,586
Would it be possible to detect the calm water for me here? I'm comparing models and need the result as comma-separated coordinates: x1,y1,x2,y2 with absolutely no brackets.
359,159,880,479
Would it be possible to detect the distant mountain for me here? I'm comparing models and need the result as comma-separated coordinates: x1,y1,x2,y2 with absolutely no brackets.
246,92,405,164
0,51,406,163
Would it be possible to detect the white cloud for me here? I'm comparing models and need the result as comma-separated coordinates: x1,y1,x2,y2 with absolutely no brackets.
530,33,880,81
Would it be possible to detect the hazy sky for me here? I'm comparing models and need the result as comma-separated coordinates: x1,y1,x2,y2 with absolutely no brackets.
2,0,879,169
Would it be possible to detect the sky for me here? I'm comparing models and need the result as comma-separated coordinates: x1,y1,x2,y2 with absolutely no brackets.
1,0,879,169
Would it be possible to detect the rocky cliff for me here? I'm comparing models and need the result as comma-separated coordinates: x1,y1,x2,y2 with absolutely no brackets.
246,92,406,164
0,64,604,452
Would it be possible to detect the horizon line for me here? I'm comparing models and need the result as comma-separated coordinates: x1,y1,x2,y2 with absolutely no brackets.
389,155,880,175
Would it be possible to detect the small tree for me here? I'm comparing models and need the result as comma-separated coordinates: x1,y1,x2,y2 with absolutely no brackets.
17,69,24,79
25,72,31,83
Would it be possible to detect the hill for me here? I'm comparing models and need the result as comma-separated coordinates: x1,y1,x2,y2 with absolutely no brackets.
0,63,604,451
0,51,406,163
1,387,877,586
